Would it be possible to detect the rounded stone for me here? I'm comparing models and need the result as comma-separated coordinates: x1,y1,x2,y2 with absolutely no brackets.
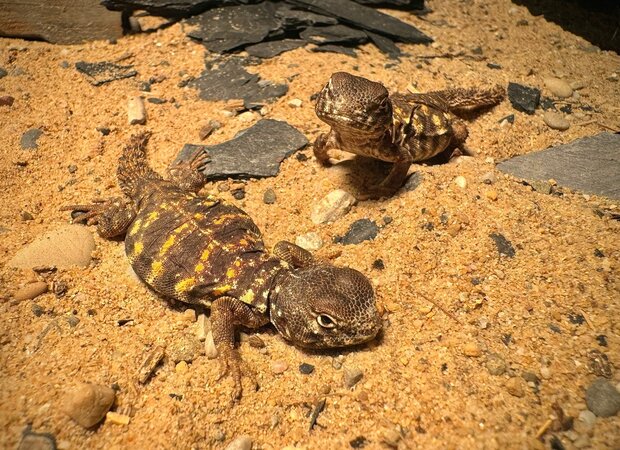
454,176,467,188
263,189,276,204
225,435,252,450
462,342,482,357
585,378,620,417
271,360,289,374
543,111,570,131
62,383,115,428
204,330,218,359
13,281,48,301
9,225,95,269
167,334,203,363
295,232,323,251
344,367,364,388
544,77,573,98
505,377,526,397
486,353,507,376
311,189,357,224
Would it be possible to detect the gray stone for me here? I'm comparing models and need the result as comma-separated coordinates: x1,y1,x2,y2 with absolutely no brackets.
295,232,323,251
75,61,137,86
497,132,620,200
174,119,307,180
0,67,7,78
486,353,507,375
301,24,367,45
344,366,364,388
263,189,277,204
339,219,379,245
245,39,306,59
543,111,570,131
403,172,423,191
489,233,515,258
21,128,44,149
312,44,357,57
507,82,540,115
167,334,203,363
585,378,620,417
18,427,56,450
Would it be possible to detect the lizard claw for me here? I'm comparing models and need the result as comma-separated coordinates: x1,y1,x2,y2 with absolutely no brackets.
216,348,243,401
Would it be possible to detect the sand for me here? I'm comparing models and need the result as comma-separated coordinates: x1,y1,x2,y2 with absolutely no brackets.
0,0,619,449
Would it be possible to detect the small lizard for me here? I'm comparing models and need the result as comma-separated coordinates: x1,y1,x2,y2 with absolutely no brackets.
64,132,381,400
315,72,505,197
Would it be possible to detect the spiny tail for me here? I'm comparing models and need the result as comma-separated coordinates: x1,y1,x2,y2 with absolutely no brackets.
433,84,505,115
117,132,162,198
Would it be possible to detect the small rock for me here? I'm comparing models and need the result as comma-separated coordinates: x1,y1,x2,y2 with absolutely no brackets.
383,429,401,448
485,190,498,201
20,210,34,221
486,353,507,375
0,67,7,78
577,410,596,429
529,180,551,194
225,435,252,450
237,111,257,123
489,232,515,258
14,281,48,301
454,176,467,188
288,98,303,108
544,77,573,98
167,334,202,363
508,82,540,114
463,342,482,357
196,314,209,341
585,378,620,417
543,111,570,131
332,355,344,370
247,335,265,348
344,367,364,388
147,97,167,105
175,360,189,374
105,411,130,425
67,165,78,174
481,171,496,184
67,315,80,327
295,232,323,251
20,128,44,150
9,225,95,269
263,188,276,204
340,219,379,245
137,346,165,384
403,172,423,192
62,383,115,428
180,308,196,323
540,366,552,379
311,189,357,224
17,428,56,450
271,360,288,374
447,223,461,237
0,95,14,106
127,96,147,125
205,330,218,359
299,363,315,374
505,377,526,397
96,126,111,136
570,80,587,91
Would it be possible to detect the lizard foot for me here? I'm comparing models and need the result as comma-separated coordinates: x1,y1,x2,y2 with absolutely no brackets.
358,184,400,201
216,348,257,402
61,197,135,238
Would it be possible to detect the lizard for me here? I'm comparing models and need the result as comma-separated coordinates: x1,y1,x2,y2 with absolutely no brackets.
314,71,505,198
63,132,381,400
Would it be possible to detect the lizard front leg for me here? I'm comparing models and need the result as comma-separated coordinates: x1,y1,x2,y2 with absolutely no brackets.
62,198,136,238
361,146,413,199
167,147,211,193
210,296,270,401
313,130,341,166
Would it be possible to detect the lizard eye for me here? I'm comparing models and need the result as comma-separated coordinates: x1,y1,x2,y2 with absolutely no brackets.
317,314,337,329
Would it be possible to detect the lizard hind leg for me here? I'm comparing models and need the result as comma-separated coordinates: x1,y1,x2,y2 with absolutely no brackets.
117,132,163,199
62,197,136,238
167,148,210,193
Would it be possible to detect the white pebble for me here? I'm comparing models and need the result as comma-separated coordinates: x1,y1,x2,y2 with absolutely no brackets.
295,232,323,251
454,176,467,188
127,96,147,125
543,111,570,131
204,330,218,359
311,189,357,224
288,98,303,108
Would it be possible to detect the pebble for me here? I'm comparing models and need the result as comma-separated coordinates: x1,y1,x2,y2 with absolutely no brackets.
13,281,48,301
454,176,467,188
9,225,95,269
137,346,165,384
543,111,570,131
288,98,303,107
247,335,265,348
175,361,189,374
311,189,357,224
544,77,573,98
237,111,257,123
225,435,252,450
20,210,34,221
67,315,80,327
105,411,130,425
447,223,461,237
196,314,209,341
0,67,6,78
271,360,288,374
204,330,218,359
20,128,44,150
180,308,196,323
481,171,496,184
585,378,620,417
127,96,147,125
403,172,423,192
462,342,482,357
489,232,515,258
17,429,56,450
486,353,507,375
96,126,111,136
340,219,379,245
577,410,596,429
62,383,115,428
383,429,401,448
167,334,203,363
295,232,323,251
485,190,498,201
540,366,552,379
570,80,587,91
505,377,526,397
299,363,315,374
0,95,14,106
263,188,276,204
344,367,364,388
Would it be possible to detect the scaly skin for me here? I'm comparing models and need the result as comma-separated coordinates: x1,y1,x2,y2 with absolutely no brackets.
315,72,505,198
64,132,381,401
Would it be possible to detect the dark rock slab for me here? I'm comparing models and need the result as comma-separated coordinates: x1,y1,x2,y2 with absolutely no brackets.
300,24,368,45
102,0,221,18
245,39,306,58
339,219,379,245
18,426,56,450
366,31,401,58
507,82,540,115
275,4,338,28
21,128,44,149
497,132,620,200
190,58,288,104
75,61,137,86
0,68,7,78
312,44,357,57
286,0,432,43
174,119,308,180
187,3,281,53
489,232,515,258
403,171,423,191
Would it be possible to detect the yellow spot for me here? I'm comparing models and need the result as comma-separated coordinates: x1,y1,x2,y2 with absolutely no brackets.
213,284,232,296
431,114,442,127
160,235,176,254
133,241,144,255
200,248,211,261
240,290,255,303
160,203,169,210
175,277,196,294
226,268,237,279
129,219,142,236
420,105,430,115
214,213,240,225
193,213,204,220
147,211,159,220
239,238,248,246
147,260,164,283
234,259,241,267
195,262,205,273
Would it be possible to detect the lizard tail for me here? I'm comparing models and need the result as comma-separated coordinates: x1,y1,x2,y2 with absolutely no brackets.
117,132,162,198
432,84,505,115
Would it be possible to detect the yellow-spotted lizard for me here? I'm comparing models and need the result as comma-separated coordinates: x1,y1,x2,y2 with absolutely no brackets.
64,132,381,400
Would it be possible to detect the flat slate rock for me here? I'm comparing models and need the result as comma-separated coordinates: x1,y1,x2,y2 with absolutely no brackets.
366,31,401,58
507,82,540,115
286,0,432,43
102,0,219,17
497,132,620,200
174,119,308,180
312,44,357,57
245,39,306,58
21,128,44,149
275,4,338,28
190,57,288,104
300,24,368,45
75,61,137,86
187,3,281,53
339,219,379,245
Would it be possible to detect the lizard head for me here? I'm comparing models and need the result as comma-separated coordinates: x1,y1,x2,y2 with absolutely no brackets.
315,72,391,134
269,265,382,349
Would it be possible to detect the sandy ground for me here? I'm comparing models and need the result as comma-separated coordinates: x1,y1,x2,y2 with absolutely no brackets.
1,0,619,449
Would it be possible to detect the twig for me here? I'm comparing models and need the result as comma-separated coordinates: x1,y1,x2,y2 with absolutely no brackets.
417,292,463,325
535,418,553,439
579,309,596,332
309,397,326,431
